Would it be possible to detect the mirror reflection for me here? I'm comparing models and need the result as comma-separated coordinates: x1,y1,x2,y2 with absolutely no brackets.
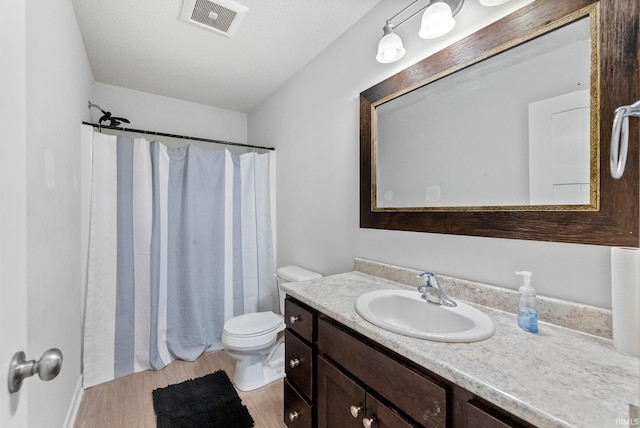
375,17,595,210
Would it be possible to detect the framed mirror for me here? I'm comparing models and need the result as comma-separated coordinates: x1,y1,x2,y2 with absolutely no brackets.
360,0,639,246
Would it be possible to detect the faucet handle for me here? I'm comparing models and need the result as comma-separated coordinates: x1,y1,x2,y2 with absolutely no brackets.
417,272,435,286
417,272,434,294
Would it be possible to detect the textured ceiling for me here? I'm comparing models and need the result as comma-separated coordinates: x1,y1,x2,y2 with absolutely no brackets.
72,0,382,113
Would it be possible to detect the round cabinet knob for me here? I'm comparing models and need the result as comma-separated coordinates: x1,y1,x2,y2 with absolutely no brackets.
289,315,301,324
362,416,377,428
350,405,362,418
289,358,300,368
289,411,299,421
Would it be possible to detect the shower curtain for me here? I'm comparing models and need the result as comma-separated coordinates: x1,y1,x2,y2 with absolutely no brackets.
81,126,276,388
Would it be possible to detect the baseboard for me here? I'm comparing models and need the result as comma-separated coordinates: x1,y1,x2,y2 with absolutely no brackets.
63,375,83,428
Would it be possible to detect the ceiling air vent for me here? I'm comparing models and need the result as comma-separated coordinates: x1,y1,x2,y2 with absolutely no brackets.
180,0,248,38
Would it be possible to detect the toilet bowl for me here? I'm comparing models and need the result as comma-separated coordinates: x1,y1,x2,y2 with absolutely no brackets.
221,265,322,391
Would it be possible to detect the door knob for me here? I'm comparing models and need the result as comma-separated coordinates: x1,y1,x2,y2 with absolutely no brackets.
8,348,63,393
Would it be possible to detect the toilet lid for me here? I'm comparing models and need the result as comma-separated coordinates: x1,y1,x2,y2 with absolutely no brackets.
223,311,283,337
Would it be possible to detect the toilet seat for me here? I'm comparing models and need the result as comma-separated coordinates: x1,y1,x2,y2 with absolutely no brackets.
223,311,283,336
222,311,285,350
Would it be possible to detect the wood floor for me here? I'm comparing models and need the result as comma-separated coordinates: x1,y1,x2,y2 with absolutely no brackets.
74,350,287,428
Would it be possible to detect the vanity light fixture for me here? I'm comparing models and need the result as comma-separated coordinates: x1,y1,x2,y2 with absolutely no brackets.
376,21,407,63
376,0,510,63
419,2,456,39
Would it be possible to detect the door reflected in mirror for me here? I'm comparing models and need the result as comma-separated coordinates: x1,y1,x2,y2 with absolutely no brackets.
374,17,597,210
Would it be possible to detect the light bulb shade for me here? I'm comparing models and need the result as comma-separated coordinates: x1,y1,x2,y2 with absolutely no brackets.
419,2,456,39
376,32,406,63
479,0,510,6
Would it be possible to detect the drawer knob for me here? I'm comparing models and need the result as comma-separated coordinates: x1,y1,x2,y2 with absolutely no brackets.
289,411,299,421
350,405,362,418
289,358,300,368
362,416,377,428
289,315,301,324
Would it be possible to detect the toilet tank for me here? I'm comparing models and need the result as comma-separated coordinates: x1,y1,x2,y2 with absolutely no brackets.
276,265,322,314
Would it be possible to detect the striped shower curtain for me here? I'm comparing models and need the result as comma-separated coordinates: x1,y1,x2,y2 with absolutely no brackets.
81,126,276,388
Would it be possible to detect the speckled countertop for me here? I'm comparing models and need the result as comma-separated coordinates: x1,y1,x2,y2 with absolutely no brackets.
281,270,640,428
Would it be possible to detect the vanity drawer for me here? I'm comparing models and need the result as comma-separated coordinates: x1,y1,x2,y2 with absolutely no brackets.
285,329,314,399
465,399,533,428
318,317,447,428
285,298,315,343
284,380,313,428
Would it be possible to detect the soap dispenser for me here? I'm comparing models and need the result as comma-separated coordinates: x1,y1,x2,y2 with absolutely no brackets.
516,271,538,333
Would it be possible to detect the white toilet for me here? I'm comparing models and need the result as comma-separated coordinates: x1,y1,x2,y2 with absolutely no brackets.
221,265,322,391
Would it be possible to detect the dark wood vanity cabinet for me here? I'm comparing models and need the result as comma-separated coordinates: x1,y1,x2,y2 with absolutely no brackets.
284,298,317,428
284,297,535,428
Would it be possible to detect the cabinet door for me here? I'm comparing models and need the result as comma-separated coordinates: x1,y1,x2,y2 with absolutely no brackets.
317,356,365,428
366,394,417,428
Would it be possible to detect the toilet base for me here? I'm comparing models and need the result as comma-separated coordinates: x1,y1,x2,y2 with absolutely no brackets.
231,337,285,391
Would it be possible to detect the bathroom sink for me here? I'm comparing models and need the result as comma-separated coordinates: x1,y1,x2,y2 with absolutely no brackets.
355,289,495,342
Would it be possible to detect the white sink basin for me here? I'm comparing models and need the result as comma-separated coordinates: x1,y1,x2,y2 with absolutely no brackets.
355,289,495,342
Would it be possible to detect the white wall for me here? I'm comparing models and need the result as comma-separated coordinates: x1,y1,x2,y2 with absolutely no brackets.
24,0,94,426
249,0,614,308
93,83,248,144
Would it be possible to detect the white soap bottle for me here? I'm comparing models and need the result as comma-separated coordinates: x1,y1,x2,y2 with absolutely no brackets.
516,271,538,334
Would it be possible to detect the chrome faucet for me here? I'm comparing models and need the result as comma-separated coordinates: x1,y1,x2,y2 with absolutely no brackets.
417,272,457,307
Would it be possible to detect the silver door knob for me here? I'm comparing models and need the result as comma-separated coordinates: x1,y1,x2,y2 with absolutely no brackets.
289,315,300,324
350,405,362,417
8,348,63,393
288,411,299,421
289,358,300,368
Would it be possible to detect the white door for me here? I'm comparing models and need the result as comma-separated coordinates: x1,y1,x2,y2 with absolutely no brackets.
528,90,591,205
0,136,29,428
1,2,29,426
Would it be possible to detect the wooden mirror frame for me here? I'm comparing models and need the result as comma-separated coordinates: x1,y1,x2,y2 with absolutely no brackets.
360,0,639,246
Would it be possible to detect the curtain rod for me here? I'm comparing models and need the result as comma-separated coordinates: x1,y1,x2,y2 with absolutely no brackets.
82,122,275,151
